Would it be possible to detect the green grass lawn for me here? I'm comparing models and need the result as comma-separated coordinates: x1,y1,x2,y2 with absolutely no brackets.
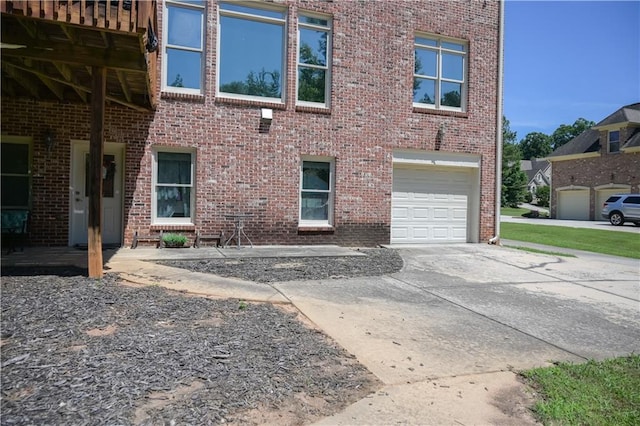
501,222,640,259
523,355,640,425
501,207,530,217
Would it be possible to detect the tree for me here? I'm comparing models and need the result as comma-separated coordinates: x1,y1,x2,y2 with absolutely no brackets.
501,117,527,207
170,74,184,88
519,132,552,160
441,90,461,108
219,68,281,98
550,118,595,151
298,33,327,103
535,185,550,207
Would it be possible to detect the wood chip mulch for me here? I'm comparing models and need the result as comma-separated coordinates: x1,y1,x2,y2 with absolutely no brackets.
156,248,404,283
1,272,380,425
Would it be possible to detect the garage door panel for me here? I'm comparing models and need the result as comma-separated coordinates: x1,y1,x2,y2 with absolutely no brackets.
557,190,589,220
413,208,429,219
452,229,467,239
453,208,467,220
392,166,471,244
432,227,450,239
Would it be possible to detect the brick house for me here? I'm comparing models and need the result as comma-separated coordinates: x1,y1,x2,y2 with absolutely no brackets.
547,103,640,220
520,159,550,203
1,0,502,249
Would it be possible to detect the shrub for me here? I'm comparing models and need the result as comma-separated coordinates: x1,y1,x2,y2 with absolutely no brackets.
535,186,550,207
162,232,188,247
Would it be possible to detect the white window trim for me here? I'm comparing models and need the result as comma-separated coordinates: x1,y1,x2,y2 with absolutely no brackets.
161,0,205,95
216,1,287,104
152,147,196,225
608,130,620,153
296,12,332,108
413,34,468,112
299,156,335,227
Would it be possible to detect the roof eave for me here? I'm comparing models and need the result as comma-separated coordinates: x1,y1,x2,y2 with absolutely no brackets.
546,152,601,162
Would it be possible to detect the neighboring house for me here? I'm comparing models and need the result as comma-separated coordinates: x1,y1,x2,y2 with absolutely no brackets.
1,0,502,248
547,103,640,221
520,159,551,201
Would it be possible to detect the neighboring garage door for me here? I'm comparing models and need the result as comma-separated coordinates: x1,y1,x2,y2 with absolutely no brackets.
557,189,589,220
392,166,470,244
596,188,630,221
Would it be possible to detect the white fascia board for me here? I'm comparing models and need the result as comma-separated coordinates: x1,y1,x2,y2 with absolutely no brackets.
547,152,600,162
393,149,481,168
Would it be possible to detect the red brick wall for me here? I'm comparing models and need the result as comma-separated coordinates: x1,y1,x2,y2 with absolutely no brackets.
550,149,640,220
1,0,500,246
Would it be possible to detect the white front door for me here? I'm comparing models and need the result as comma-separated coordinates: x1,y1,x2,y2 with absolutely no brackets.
70,142,124,247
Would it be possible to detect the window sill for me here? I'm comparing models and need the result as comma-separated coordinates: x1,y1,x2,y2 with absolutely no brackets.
295,105,331,115
215,96,287,110
298,226,335,233
151,224,196,231
412,107,468,118
161,91,205,103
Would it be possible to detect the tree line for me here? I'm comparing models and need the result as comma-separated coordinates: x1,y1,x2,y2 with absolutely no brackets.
502,116,595,208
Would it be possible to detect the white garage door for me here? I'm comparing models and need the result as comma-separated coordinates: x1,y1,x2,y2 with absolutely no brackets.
391,166,470,244
557,190,589,220
596,188,630,221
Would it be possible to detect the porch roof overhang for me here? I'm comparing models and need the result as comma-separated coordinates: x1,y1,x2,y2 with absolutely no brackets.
1,0,158,112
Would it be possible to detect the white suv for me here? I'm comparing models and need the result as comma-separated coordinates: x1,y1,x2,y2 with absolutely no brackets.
601,194,640,226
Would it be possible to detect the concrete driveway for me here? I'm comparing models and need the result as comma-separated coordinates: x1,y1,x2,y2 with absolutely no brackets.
273,245,640,425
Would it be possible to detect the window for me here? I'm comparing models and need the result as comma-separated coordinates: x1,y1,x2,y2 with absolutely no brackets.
300,159,334,225
1,140,31,209
414,35,467,111
297,13,331,106
218,2,286,102
609,130,620,153
162,0,205,94
153,150,195,224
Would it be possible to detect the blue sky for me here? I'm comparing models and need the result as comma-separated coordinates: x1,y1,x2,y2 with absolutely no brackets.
504,0,640,142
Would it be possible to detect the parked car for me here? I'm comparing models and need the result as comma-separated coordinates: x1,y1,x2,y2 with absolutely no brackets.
601,194,640,226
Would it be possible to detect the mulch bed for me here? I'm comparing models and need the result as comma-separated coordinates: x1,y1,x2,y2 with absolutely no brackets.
155,248,404,283
1,272,380,425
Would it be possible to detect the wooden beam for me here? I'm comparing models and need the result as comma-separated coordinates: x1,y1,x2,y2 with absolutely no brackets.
54,62,87,102
88,66,106,279
35,74,65,101
2,60,151,111
1,63,40,98
1,41,147,72
116,70,132,103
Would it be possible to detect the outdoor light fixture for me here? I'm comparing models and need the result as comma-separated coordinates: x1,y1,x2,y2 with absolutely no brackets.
261,108,273,121
259,108,273,134
44,129,56,153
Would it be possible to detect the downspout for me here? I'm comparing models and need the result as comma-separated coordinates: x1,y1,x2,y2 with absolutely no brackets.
489,0,505,245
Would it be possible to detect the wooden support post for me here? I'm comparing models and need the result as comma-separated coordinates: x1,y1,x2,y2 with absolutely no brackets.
88,66,106,278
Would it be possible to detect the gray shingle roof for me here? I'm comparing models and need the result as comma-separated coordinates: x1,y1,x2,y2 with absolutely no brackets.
548,128,600,157
623,127,640,149
595,103,640,127
548,102,640,157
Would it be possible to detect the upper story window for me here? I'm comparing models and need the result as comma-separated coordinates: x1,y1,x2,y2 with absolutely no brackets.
1,139,31,209
297,13,331,107
300,158,334,226
162,0,205,94
218,2,286,103
608,130,620,153
414,35,467,111
153,149,195,225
